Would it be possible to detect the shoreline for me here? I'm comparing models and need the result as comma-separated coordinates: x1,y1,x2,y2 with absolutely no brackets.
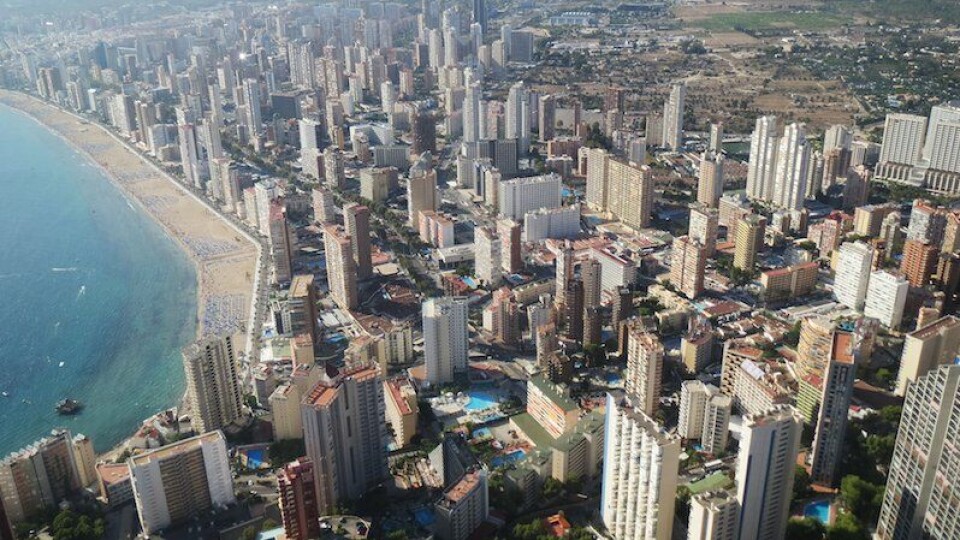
0,90,262,460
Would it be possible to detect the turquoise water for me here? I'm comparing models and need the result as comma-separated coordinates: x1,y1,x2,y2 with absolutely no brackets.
464,390,500,411
0,105,197,454
804,500,832,524
490,449,526,468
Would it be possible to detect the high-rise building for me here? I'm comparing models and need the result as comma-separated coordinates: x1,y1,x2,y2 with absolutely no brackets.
268,202,296,285
895,315,960,396
625,325,664,417
301,364,388,513
746,116,779,201
278,458,320,540
809,331,858,486
311,186,336,225
688,490,739,540
555,240,574,309
475,226,502,287
288,275,320,343
562,279,585,342
906,199,945,245
384,377,419,447
424,298,469,385
698,152,724,207
877,364,960,539
0,430,82,524
735,406,803,540
796,317,835,381
505,82,530,152
681,317,714,374
733,215,766,271
413,109,437,155
463,83,482,144
709,122,724,154
581,258,603,310
901,239,938,288
689,205,719,257
182,336,242,434
498,219,523,273
864,270,909,329
242,79,262,132
323,224,359,310
875,113,927,183
408,155,438,227
702,394,733,456
129,431,235,536
834,241,874,311
538,94,556,143
497,173,562,220
670,236,707,299
323,147,345,188
772,123,810,210
662,82,686,151
678,380,717,439
601,392,680,540
344,203,373,280
434,469,489,540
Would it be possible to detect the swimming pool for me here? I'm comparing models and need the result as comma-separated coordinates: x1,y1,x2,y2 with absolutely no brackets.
804,500,831,524
490,449,527,468
413,507,435,527
464,390,500,411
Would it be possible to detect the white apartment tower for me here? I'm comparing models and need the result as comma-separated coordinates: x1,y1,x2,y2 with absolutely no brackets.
129,432,235,536
746,116,779,202
601,393,680,540
833,241,874,311
877,365,960,540
735,406,803,540
662,82,686,151
688,490,739,540
423,298,469,385
772,123,810,210
864,270,909,329
625,328,664,417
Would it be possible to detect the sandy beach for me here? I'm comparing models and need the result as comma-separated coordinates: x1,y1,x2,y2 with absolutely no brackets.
0,91,262,458
0,90,259,344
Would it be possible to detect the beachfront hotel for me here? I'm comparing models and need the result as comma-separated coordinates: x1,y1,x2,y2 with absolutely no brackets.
128,431,235,535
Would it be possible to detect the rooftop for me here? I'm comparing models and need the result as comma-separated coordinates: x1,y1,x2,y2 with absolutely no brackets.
442,470,483,505
129,431,224,467
528,375,579,412
911,315,960,340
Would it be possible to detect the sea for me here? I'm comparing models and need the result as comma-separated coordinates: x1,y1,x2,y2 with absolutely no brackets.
0,104,197,455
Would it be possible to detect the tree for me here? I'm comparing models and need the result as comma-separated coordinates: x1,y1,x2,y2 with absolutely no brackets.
510,519,547,540
542,477,564,499
827,512,869,540
793,465,812,501
269,438,306,466
241,526,258,540
839,475,883,525
786,517,826,540
262,518,278,530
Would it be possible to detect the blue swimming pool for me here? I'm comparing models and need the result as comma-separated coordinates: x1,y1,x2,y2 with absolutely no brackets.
414,507,435,527
804,500,831,524
464,390,500,411
491,449,527,468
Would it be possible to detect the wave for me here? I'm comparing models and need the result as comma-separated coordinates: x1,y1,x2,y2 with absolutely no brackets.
51,267,78,272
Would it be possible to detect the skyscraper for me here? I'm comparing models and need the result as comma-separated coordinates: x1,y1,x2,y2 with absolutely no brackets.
423,298,469,385
323,224,359,310
344,203,373,280
698,152,724,208
601,392,680,540
809,331,858,486
877,364,960,539
301,364,388,513
864,270,909,329
895,315,960,396
733,215,765,271
472,0,488,32
278,458,320,540
538,94,556,143
182,336,242,434
670,236,706,299
555,240,573,308
129,431,235,536
661,82,686,151
408,154,438,227
475,226,502,286
688,490,739,540
736,406,802,540
463,83,482,144
772,123,810,210
242,78,262,132
834,241,874,311
900,239,938,287
625,325,664,417
269,202,296,285
689,205,719,257
746,116,779,201
581,258,602,310
506,81,530,152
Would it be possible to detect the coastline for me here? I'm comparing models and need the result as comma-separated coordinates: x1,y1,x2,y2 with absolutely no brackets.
0,90,261,459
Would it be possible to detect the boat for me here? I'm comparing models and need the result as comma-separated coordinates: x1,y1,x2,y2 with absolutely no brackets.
55,399,83,415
